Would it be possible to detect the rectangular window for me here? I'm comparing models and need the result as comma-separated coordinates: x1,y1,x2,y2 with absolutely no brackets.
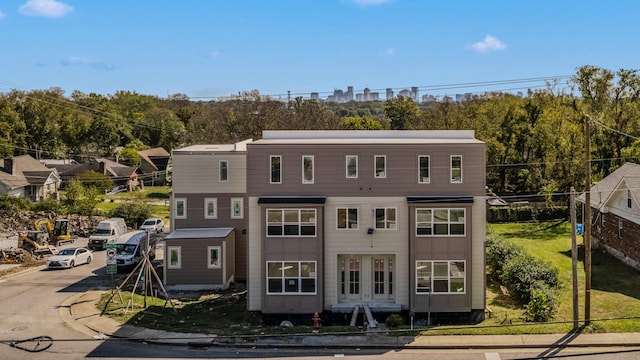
219,160,228,182
451,155,462,183
416,260,465,294
346,155,358,178
619,218,623,238
207,246,221,269
628,189,632,209
231,198,244,219
418,155,430,183
175,198,187,219
168,246,181,269
266,209,317,237
302,155,314,184
374,155,386,178
337,208,358,230
266,261,317,294
204,198,217,219
270,155,282,184
416,208,465,236
375,207,396,229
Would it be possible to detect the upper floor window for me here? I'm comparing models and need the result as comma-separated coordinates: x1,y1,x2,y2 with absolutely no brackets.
416,208,465,236
418,155,430,183
375,155,386,178
628,189,633,209
337,208,358,230
267,261,317,294
302,155,314,184
175,198,187,219
451,155,462,183
619,218,624,238
416,260,465,294
270,155,282,184
375,207,396,229
231,198,244,219
204,198,217,219
207,246,221,269
346,155,358,178
267,209,316,237
219,160,228,182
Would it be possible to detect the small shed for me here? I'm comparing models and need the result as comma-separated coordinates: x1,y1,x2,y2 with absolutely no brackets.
163,228,235,291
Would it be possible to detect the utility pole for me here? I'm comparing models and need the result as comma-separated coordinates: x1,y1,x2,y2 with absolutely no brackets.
570,187,579,331
584,115,592,326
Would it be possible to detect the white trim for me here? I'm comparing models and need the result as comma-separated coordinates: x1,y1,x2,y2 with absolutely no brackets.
374,155,386,178
302,155,314,184
167,246,182,269
219,160,229,182
336,207,359,230
231,197,244,219
204,198,218,219
270,155,282,184
418,155,430,184
174,198,187,219
450,155,463,183
346,155,358,178
374,207,397,230
207,246,222,269
415,260,466,294
266,260,317,295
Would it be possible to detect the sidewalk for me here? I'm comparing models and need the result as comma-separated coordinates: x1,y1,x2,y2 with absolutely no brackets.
59,290,640,349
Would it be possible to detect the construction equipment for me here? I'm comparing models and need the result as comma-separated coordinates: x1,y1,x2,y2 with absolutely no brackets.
18,231,57,256
34,219,76,246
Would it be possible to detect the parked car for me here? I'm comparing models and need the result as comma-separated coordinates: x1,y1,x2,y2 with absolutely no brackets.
46,247,92,270
140,218,164,233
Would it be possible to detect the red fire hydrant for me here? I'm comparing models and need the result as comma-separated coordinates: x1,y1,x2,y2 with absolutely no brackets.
312,312,321,329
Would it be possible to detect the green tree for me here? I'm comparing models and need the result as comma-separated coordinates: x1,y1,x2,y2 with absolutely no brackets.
75,170,113,193
63,179,101,215
118,148,141,167
383,96,419,130
341,116,385,130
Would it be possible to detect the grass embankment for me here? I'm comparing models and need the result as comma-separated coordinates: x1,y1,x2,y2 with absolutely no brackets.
101,221,640,336
96,186,171,221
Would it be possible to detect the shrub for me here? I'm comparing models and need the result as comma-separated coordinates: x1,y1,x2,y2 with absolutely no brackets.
524,290,555,322
110,203,152,228
0,195,31,212
31,198,67,215
486,233,524,281
500,253,558,304
384,314,403,329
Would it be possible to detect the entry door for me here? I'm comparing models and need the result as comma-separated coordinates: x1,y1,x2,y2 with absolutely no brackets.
372,256,393,301
339,255,362,300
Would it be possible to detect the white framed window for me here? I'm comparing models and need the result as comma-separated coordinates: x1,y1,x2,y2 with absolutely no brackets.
416,208,466,236
266,261,317,294
168,246,182,269
628,189,632,209
619,218,623,238
231,198,244,219
374,155,386,178
204,198,218,219
270,155,282,184
267,209,316,237
302,155,314,184
346,155,358,178
416,260,465,294
451,155,462,183
418,155,430,183
174,198,187,219
207,246,221,269
375,207,396,229
219,160,228,182
337,208,358,230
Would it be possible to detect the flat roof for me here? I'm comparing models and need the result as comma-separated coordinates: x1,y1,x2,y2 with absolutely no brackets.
253,130,483,145
164,228,234,240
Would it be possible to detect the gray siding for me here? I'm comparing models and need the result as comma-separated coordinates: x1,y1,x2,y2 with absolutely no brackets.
247,143,485,197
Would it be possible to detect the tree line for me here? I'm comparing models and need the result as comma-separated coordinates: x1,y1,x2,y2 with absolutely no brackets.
1,65,638,198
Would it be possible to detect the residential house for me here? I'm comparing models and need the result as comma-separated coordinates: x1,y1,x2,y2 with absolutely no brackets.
245,130,486,324
166,140,252,290
137,148,171,186
58,158,138,190
581,162,640,271
0,155,61,201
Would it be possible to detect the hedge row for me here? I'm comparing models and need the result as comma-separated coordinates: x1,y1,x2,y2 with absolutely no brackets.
487,206,569,223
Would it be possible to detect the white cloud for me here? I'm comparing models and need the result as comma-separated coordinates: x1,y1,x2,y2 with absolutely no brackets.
378,48,396,57
61,56,114,71
469,35,506,53
0,10,6,20
18,0,73,18
348,0,393,6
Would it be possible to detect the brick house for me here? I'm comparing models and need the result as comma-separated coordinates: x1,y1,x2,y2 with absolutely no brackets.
582,162,640,270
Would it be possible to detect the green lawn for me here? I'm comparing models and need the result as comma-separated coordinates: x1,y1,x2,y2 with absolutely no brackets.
96,186,170,220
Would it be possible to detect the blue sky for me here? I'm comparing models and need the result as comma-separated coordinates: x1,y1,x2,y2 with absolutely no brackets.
1,0,638,100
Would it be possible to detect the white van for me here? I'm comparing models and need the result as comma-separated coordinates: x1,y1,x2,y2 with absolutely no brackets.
88,218,127,251
115,230,156,270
